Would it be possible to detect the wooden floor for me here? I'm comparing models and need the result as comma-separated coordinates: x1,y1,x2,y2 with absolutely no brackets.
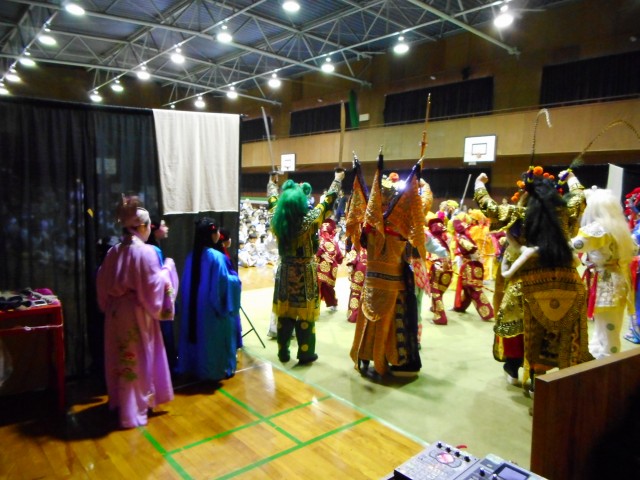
0,349,425,479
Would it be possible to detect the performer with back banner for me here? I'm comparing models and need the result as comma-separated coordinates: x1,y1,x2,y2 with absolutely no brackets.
348,96,431,377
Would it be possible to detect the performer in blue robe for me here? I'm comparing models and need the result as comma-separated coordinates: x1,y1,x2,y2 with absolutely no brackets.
177,218,240,381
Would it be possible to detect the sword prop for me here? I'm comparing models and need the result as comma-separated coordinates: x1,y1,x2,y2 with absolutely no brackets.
459,173,472,208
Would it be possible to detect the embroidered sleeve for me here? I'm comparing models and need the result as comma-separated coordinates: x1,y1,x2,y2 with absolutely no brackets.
474,188,524,228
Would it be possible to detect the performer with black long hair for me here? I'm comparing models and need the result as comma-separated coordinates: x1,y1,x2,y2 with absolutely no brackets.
474,168,592,396
177,218,240,381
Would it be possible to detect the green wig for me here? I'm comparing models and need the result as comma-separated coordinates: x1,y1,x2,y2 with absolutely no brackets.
271,179,309,245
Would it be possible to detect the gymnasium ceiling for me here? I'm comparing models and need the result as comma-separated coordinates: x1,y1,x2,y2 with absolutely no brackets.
0,0,579,108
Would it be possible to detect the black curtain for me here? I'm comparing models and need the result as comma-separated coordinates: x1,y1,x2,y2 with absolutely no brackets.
540,50,640,107
383,77,494,126
0,98,160,379
241,116,272,143
290,102,354,137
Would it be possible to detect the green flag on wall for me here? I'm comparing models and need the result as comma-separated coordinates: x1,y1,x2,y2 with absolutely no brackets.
348,90,359,129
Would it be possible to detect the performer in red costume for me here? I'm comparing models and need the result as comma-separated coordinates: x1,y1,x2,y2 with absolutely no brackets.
426,215,453,325
451,218,495,321
316,218,344,312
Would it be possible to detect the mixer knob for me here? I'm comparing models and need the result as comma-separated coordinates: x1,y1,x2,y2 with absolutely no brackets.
479,469,485,477
437,442,443,448
464,455,471,462
454,451,461,457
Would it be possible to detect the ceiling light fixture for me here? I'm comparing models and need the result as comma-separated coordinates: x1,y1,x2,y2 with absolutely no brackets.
227,86,238,99
393,36,409,54
268,73,281,88
19,57,36,67
38,34,57,46
111,79,123,92
217,25,233,43
171,47,185,64
494,4,514,29
136,65,150,80
194,96,205,108
282,1,300,13
90,90,102,102
64,3,86,16
170,104,176,109
5,72,21,83
0,84,9,95
321,57,335,73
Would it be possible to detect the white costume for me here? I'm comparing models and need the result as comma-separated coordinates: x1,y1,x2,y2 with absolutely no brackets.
572,211,635,358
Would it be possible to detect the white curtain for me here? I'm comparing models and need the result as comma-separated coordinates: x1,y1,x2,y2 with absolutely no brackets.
152,110,240,214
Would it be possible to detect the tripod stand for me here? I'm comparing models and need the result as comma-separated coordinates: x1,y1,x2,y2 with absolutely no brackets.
240,306,265,348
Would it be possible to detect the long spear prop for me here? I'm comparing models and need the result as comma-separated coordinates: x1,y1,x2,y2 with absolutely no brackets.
419,93,431,165
261,106,275,172
338,100,346,169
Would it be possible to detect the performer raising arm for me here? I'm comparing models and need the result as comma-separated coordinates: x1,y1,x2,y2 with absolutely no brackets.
268,170,345,364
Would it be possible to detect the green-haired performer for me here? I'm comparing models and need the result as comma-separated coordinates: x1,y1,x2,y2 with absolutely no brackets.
268,170,345,364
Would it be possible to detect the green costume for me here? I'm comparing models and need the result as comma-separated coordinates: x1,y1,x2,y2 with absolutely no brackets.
268,176,342,363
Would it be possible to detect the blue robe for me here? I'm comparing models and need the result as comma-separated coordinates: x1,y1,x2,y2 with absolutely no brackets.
178,248,240,380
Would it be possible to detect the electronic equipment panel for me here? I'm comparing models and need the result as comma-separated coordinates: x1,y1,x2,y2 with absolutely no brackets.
392,441,546,480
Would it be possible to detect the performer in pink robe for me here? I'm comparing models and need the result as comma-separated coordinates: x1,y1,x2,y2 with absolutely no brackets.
97,196,179,429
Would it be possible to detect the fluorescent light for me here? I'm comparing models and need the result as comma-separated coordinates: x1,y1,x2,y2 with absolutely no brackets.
321,58,335,73
90,91,102,102
38,34,57,46
283,1,300,13
136,66,150,80
19,57,36,67
194,96,205,108
5,73,21,83
268,74,281,88
64,3,85,16
111,80,123,92
171,48,185,64
227,87,238,99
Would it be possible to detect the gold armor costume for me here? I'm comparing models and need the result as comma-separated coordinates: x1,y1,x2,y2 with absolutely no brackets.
474,185,592,371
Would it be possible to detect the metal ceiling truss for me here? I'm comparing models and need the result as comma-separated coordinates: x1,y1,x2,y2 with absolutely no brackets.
0,0,568,108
